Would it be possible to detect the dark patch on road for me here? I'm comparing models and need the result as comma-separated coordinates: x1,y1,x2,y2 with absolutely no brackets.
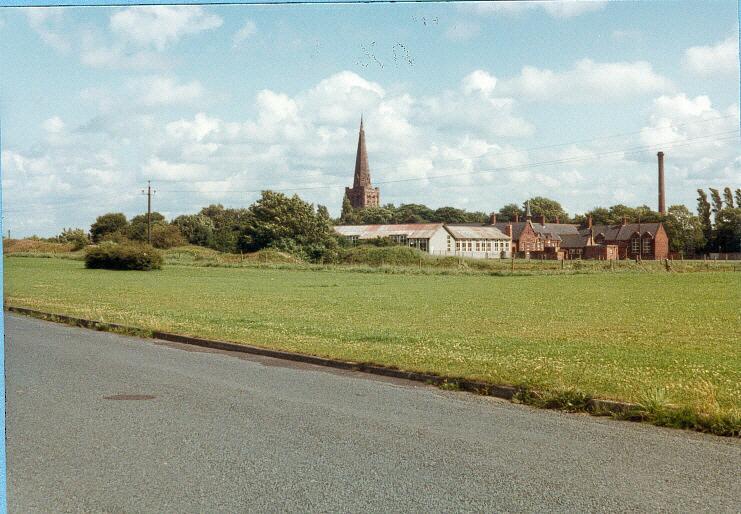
103,394,156,401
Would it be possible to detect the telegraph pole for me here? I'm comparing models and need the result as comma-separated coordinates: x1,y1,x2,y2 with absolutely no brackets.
147,181,152,244
142,181,155,244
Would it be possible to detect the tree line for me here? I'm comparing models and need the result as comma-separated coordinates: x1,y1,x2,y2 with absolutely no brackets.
38,187,741,261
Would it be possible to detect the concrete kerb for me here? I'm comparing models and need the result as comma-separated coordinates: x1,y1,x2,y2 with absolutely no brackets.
6,306,636,416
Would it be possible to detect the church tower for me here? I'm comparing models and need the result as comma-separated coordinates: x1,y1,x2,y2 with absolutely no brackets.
344,117,380,209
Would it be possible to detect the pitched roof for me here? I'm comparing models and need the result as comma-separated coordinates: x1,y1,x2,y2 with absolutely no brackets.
445,225,510,240
493,221,530,240
531,223,579,241
580,223,663,241
559,233,589,249
334,224,445,239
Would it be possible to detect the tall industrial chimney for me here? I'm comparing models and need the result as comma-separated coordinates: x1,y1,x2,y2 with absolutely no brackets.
657,151,666,215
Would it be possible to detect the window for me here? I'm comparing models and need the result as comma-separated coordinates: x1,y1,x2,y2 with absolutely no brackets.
347,235,359,245
467,241,472,251
631,238,640,253
390,234,407,245
642,238,651,254
456,242,461,251
476,241,481,251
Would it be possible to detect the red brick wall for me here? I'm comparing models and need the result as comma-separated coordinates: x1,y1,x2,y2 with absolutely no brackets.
517,223,539,252
653,225,669,260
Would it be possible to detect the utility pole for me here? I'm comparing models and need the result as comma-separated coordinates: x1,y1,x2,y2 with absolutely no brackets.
147,181,152,244
142,181,155,245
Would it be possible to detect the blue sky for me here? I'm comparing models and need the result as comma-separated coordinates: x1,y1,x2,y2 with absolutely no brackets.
0,1,739,236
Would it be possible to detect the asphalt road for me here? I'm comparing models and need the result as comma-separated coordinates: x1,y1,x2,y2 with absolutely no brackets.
5,313,741,513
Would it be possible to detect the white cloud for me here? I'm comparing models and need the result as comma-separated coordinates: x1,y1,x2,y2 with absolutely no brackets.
461,70,497,95
233,19,257,47
25,8,71,53
684,36,739,76
497,59,673,102
640,93,740,186
110,6,222,51
127,76,204,106
466,1,606,19
143,157,208,181
42,116,65,133
6,67,738,236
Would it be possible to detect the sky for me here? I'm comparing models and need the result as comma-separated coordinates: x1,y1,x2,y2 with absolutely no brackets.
0,1,739,237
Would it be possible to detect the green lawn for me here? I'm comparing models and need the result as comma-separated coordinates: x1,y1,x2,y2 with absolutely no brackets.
5,257,740,423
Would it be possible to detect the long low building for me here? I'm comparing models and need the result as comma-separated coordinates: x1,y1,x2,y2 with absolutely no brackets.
334,223,512,259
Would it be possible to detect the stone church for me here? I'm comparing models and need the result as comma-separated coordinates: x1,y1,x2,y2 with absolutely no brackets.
344,117,380,209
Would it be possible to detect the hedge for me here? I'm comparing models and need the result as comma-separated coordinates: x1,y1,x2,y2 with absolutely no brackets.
85,242,163,271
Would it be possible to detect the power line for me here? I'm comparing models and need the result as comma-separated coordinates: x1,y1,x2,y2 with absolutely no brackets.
152,130,740,194
144,113,739,185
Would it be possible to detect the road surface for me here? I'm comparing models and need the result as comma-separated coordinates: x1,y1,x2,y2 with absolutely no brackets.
5,313,740,513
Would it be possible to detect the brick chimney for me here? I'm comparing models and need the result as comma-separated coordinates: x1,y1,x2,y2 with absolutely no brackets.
505,223,513,237
657,151,666,215
514,214,520,222
587,215,593,229
622,216,628,226
489,212,497,225
555,216,560,224
534,214,545,225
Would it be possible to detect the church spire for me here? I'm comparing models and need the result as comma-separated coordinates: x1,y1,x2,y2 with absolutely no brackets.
344,116,380,210
526,200,532,220
353,116,371,188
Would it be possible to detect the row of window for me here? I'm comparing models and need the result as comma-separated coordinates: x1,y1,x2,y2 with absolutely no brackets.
631,238,652,253
448,237,511,253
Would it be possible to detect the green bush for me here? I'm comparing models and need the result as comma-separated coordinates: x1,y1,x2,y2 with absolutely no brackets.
85,242,163,271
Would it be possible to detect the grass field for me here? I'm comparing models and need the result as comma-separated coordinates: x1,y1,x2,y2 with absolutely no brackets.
5,257,741,434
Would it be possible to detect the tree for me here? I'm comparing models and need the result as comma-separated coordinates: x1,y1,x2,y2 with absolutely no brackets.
723,187,735,209
524,197,568,222
714,207,741,253
581,207,611,225
127,212,166,242
172,214,215,247
697,189,712,246
735,189,741,208
199,204,252,253
431,206,469,224
151,224,186,249
340,195,356,224
497,203,524,222
56,228,89,250
709,188,723,226
355,206,395,224
664,205,705,256
90,213,128,243
392,204,434,224
239,190,339,262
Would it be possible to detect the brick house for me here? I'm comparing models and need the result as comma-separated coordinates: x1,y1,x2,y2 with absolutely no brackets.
580,218,669,260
